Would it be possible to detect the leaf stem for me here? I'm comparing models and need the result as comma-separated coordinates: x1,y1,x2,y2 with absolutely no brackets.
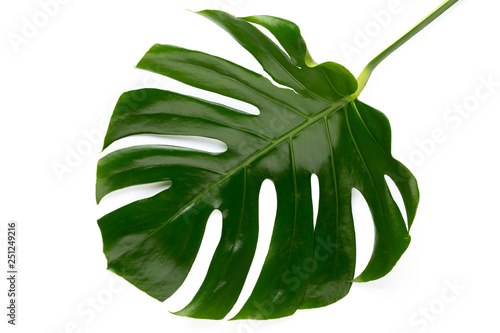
353,0,460,98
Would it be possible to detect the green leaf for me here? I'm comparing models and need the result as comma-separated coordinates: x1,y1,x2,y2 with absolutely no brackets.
97,2,457,320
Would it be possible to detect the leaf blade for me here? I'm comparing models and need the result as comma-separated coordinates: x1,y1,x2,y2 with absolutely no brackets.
96,9,420,320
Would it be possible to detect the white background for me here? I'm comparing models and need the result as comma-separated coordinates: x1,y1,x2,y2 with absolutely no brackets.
1,0,499,332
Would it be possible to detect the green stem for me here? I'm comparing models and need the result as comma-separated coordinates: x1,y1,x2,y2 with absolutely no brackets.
353,0,460,98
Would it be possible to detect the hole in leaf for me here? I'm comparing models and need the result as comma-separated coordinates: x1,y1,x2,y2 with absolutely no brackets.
251,24,290,60
351,188,375,278
166,209,223,312
136,69,262,115
260,71,300,94
311,173,320,230
101,134,228,157
203,92,260,115
97,180,172,219
384,175,408,231
146,73,261,115
225,179,277,319
248,24,300,94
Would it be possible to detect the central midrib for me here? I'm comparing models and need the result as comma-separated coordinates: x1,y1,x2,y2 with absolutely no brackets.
174,97,350,215
131,97,353,248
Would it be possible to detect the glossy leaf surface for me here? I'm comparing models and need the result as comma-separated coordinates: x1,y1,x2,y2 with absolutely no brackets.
96,10,419,320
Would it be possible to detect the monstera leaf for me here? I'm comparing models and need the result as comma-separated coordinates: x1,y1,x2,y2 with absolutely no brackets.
96,1,458,320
